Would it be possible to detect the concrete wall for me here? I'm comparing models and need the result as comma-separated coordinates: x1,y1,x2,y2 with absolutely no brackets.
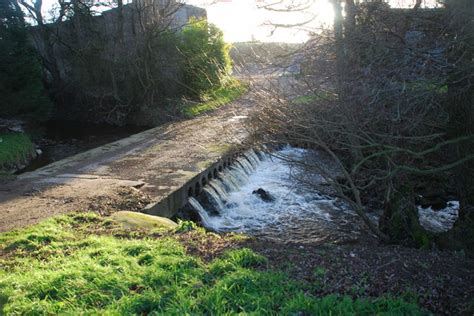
143,153,239,218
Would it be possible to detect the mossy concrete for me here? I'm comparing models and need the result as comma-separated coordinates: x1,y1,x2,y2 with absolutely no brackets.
111,211,177,230
0,93,255,232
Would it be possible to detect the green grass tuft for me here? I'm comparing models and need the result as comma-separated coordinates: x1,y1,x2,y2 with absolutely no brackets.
222,247,267,268
0,133,34,168
0,213,426,315
183,79,248,118
292,91,336,105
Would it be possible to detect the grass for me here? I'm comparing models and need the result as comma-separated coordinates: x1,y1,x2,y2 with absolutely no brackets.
0,133,34,169
291,91,337,105
182,79,248,118
0,212,426,315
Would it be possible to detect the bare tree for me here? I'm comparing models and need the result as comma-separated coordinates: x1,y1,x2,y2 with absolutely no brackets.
248,0,474,250
18,0,194,124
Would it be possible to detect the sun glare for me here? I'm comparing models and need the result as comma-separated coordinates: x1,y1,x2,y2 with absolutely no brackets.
189,0,334,43
188,0,441,43
36,0,441,43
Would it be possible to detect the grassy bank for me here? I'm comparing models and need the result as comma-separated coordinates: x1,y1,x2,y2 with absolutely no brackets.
0,133,34,170
0,213,424,315
183,79,248,118
291,91,337,105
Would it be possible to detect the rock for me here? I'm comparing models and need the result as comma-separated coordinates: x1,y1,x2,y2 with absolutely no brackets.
225,202,238,208
419,197,432,209
36,149,43,155
431,198,447,211
252,188,275,202
446,195,458,202
418,196,448,210
422,188,445,199
111,211,177,230
0,118,25,133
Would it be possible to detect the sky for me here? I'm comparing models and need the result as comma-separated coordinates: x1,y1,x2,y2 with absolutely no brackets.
188,0,334,43
33,0,441,43
188,0,441,43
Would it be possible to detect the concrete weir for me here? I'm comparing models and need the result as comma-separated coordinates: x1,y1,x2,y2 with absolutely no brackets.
0,95,253,232
142,155,238,218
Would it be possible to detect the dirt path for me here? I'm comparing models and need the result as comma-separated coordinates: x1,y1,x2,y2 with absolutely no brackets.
0,89,259,232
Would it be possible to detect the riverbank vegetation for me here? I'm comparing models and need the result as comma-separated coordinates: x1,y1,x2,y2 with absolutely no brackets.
0,133,34,171
1,0,241,127
250,0,474,255
182,78,247,117
0,212,429,314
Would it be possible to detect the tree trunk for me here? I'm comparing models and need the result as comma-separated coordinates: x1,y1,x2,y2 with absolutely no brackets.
379,186,432,248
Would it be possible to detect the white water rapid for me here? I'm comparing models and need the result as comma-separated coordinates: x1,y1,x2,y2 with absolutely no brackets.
186,147,459,243
187,147,365,243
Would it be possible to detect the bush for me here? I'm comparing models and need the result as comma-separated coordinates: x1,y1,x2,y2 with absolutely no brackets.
50,17,234,124
0,133,34,169
178,18,232,99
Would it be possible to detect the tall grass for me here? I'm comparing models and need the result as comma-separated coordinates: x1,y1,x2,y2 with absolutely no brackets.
183,79,248,118
0,133,34,169
0,213,425,315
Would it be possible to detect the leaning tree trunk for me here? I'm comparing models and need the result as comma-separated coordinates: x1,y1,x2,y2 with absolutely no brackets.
379,185,432,248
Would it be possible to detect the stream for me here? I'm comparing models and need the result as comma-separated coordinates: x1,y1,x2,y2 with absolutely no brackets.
186,147,460,244
18,120,146,173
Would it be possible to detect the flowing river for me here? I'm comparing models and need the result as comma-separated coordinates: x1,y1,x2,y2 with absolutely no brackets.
187,147,369,244
186,147,459,244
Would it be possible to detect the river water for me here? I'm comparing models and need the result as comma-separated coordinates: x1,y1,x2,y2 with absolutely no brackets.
187,147,459,244
18,120,146,173
188,147,369,244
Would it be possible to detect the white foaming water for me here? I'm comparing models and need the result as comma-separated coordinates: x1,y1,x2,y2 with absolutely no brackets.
188,197,214,228
418,201,459,233
188,147,362,243
187,146,461,242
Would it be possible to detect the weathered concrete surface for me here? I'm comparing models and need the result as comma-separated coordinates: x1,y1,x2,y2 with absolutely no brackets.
111,211,177,230
0,94,255,232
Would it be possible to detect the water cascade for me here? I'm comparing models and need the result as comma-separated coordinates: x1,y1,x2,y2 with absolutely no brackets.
208,181,229,201
202,186,225,214
185,147,459,243
188,197,214,228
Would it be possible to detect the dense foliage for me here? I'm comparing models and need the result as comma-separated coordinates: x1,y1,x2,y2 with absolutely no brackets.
28,9,236,124
178,18,233,99
0,0,51,121
0,133,34,169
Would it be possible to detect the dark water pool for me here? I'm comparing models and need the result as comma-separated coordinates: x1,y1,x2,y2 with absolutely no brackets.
18,120,147,173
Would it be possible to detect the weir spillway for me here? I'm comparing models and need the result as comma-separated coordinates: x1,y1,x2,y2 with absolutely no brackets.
142,150,259,218
177,146,460,243
179,147,367,243
0,98,254,232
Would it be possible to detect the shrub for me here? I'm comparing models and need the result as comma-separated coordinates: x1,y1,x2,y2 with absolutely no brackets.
0,133,34,169
178,18,232,99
